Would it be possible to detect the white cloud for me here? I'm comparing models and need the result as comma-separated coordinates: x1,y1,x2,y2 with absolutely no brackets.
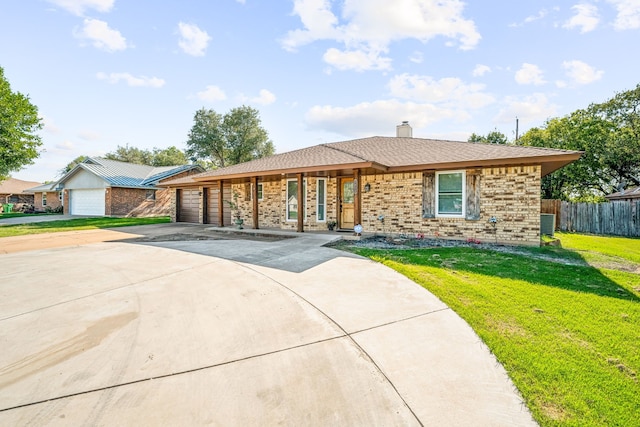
509,8,548,27
563,4,599,33
96,72,166,87
494,93,557,126
74,18,128,52
606,0,640,30
562,60,603,85
177,22,211,57
305,99,457,136
55,140,75,150
40,114,61,134
250,89,277,105
472,64,491,77
78,130,100,141
388,74,495,108
409,51,423,64
196,85,227,102
515,63,546,85
282,0,480,71
46,0,114,16
323,47,392,71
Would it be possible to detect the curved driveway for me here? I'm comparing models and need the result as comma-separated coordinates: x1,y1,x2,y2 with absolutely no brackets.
0,224,536,426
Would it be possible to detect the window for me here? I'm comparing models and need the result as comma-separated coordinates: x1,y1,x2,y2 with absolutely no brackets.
251,183,263,201
286,179,306,221
146,190,156,200
8,195,19,203
42,192,47,206
317,178,326,222
436,171,465,217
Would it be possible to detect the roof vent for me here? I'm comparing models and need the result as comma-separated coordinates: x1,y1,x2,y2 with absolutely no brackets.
396,121,412,138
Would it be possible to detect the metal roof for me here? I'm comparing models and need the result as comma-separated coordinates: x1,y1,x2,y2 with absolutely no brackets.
58,158,202,189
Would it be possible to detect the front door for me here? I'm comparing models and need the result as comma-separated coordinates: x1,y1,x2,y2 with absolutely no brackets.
340,178,354,229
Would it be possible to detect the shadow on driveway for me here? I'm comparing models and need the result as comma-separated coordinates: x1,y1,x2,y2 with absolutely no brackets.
110,223,363,273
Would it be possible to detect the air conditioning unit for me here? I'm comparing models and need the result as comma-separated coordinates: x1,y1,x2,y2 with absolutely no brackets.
540,213,555,236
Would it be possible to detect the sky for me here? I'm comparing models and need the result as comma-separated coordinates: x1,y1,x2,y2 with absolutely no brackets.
3,0,639,183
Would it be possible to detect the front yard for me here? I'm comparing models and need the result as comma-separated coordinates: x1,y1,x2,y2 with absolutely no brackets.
346,232,639,427
0,216,170,238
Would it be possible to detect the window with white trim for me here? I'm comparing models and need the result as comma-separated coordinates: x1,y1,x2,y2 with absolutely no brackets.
42,192,47,206
250,183,263,201
286,179,306,221
316,178,326,222
436,171,465,217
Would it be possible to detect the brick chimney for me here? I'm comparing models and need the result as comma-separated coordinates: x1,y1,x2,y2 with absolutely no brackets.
396,121,412,138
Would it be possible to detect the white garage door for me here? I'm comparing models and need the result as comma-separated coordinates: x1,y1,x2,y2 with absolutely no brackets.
70,189,105,216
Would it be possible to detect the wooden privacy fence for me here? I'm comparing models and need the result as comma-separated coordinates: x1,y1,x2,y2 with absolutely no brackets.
541,199,640,237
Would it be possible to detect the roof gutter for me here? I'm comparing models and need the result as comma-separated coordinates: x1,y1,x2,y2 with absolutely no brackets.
191,161,387,182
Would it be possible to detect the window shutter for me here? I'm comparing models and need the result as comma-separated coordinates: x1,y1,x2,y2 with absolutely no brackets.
465,169,481,220
422,171,435,218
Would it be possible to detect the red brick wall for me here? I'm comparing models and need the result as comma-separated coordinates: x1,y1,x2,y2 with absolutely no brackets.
105,187,170,217
33,192,62,211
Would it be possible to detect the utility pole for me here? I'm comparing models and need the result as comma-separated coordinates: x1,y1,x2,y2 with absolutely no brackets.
515,117,519,141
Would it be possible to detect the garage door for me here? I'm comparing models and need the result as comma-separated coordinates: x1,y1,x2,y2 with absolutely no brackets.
178,189,200,223
205,184,231,226
70,189,106,216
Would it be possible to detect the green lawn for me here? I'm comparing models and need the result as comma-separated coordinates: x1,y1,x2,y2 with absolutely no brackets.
350,235,640,427
0,216,170,238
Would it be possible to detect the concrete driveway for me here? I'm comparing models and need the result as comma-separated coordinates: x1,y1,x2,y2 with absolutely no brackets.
0,224,536,426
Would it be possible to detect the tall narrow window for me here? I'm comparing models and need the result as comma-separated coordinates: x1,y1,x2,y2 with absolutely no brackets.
42,192,47,206
436,171,465,217
286,179,306,221
317,178,326,222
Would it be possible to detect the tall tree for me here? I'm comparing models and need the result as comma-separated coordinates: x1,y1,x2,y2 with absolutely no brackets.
105,144,152,165
150,146,188,166
59,155,88,176
518,83,640,200
0,66,43,180
186,106,274,168
467,129,509,144
104,145,189,166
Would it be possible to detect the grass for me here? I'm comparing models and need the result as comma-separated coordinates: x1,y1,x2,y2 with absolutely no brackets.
0,216,170,238
0,212,57,219
348,235,640,427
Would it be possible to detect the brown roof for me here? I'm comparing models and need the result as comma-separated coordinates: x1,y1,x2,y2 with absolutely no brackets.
0,178,43,194
605,186,640,200
162,136,582,186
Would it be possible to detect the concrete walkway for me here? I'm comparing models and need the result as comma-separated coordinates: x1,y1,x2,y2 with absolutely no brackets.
0,224,537,426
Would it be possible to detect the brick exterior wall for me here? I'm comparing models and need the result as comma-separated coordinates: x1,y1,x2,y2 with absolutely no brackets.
34,192,62,211
170,165,541,245
105,187,174,217
360,166,541,245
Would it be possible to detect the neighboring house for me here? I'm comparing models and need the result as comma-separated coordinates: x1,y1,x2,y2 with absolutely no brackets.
27,183,64,212
605,186,640,201
161,122,582,246
41,157,203,217
0,178,41,205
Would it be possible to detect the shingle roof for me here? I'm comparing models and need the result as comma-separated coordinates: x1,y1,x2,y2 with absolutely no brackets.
161,136,582,186
606,186,640,200
0,178,43,194
58,158,202,189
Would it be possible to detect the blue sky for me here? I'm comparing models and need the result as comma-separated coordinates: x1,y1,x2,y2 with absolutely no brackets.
3,0,639,182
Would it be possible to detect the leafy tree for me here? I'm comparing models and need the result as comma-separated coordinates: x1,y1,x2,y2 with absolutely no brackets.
186,106,275,168
0,66,43,180
518,84,640,200
467,129,508,144
150,146,188,166
101,145,190,167
105,144,153,165
59,155,88,176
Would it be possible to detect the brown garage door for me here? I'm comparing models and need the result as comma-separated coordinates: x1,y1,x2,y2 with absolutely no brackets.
205,184,232,226
178,189,200,223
